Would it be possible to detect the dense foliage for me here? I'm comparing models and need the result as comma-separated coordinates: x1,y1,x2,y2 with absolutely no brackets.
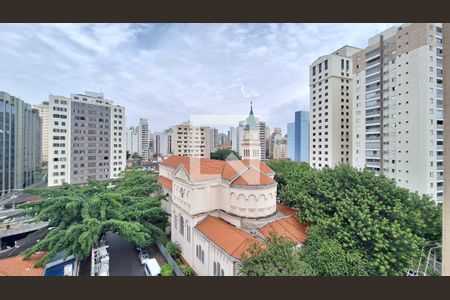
16,169,167,267
210,149,240,160
262,160,441,275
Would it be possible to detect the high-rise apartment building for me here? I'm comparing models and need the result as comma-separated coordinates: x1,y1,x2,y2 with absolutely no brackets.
1,92,41,196
34,102,49,165
352,23,444,203
259,121,267,160
209,127,219,151
271,128,288,159
126,126,139,156
137,118,150,160
287,122,295,160
310,45,361,168
170,121,211,158
153,130,171,157
288,110,310,163
47,91,126,187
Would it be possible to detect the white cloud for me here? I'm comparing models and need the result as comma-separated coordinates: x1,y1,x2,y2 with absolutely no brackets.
0,23,399,133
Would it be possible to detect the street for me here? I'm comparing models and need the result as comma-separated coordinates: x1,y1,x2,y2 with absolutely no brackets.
105,232,145,276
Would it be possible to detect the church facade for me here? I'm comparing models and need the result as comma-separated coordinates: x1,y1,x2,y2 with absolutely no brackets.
156,106,308,276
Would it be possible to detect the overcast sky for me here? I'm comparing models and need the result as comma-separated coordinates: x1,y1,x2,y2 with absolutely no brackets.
0,23,398,133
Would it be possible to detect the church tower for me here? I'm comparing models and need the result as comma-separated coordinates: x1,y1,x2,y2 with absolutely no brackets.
241,102,261,160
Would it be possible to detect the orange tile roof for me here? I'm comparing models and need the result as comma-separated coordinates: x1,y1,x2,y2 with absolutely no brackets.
195,216,260,260
0,252,46,276
259,216,308,244
157,176,173,190
276,203,299,217
232,168,276,186
160,156,275,186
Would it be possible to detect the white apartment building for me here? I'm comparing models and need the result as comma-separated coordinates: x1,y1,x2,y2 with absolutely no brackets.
34,102,50,165
126,126,139,156
48,91,126,187
137,118,150,160
352,23,444,203
309,45,361,168
153,130,171,158
170,122,211,158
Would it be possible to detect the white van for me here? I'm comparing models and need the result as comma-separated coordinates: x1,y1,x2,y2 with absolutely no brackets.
144,258,161,276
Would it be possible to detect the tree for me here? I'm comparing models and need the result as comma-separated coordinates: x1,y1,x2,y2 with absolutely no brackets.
165,241,181,259
15,169,167,267
132,152,142,159
299,226,372,276
161,264,173,276
210,149,241,160
267,160,442,275
239,234,315,276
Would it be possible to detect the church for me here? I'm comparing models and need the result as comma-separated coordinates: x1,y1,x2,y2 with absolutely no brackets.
157,105,308,276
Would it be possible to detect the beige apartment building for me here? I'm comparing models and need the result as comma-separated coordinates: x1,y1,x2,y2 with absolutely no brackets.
47,91,126,187
309,45,361,168
352,23,444,203
170,121,211,158
34,102,50,165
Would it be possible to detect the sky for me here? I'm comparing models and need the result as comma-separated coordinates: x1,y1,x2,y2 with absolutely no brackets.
0,23,399,133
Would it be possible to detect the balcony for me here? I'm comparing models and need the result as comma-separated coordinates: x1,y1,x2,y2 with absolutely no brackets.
437,173,444,181
437,155,444,161
366,117,381,125
437,185,444,192
436,69,443,78
437,123,444,130
366,59,381,69
437,164,444,171
366,127,381,133
366,66,381,77
365,49,381,62
437,133,444,140
366,142,380,150
366,109,381,117
366,135,380,141
437,144,444,150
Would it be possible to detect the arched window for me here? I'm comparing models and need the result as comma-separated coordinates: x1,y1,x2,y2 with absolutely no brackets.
220,269,224,276
179,216,184,236
217,262,220,276
173,214,178,230
213,262,217,275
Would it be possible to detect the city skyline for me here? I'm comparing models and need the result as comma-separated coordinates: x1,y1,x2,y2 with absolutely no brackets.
0,23,398,132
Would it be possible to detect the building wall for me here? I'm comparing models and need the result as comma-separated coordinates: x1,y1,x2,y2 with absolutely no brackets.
0,92,39,195
294,111,310,162
48,92,125,187
126,126,139,156
442,22,450,276
310,46,360,169
287,122,295,160
352,23,443,202
110,106,126,179
138,118,149,159
170,122,211,158
34,102,49,164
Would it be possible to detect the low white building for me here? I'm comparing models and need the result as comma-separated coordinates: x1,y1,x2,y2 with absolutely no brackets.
158,155,308,276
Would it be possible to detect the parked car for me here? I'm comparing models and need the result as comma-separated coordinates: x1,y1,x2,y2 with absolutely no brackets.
139,250,150,265
144,258,161,276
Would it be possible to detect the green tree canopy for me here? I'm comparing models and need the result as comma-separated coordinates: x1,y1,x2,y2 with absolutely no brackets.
16,169,167,267
210,149,241,160
240,234,315,276
264,160,441,275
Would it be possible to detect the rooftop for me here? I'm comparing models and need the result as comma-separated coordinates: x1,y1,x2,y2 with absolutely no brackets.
195,216,260,260
0,252,46,276
160,156,275,186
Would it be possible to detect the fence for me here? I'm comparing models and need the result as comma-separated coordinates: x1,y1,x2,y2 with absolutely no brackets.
155,241,184,276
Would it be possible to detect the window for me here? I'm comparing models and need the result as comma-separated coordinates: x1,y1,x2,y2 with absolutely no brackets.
196,245,204,263
179,216,184,236
186,224,191,243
